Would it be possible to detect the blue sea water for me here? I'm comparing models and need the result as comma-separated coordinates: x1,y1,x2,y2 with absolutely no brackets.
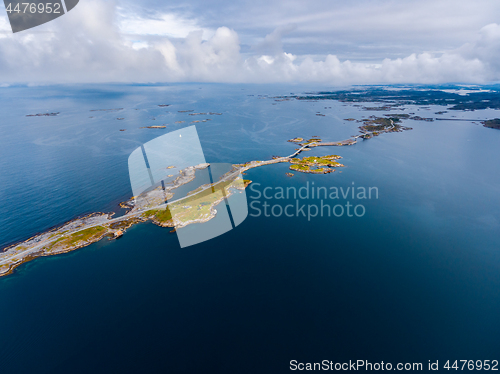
0,84,500,373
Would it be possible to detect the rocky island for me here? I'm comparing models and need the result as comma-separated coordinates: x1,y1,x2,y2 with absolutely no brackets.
481,118,500,129
26,112,60,117
289,155,344,174
141,125,167,129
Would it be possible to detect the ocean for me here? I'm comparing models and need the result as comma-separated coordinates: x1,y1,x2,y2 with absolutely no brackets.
0,83,499,373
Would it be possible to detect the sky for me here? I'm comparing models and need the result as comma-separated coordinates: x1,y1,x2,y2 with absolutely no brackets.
1,0,500,85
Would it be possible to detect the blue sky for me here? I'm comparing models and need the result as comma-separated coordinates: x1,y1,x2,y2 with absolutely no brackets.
1,0,500,84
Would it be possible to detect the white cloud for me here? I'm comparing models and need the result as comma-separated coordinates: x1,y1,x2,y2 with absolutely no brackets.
457,23,500,74
0,0,498,85
118,10,213,40
252,24,297,55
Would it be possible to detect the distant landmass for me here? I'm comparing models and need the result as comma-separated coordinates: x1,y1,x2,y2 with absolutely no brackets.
279,85,500,111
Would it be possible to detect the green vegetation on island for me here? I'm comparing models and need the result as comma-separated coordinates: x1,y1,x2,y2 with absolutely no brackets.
290,164,332,173
289,155,344,174
142,208,173,226
45,226,107,252
65,226,106,245
291,155,343,167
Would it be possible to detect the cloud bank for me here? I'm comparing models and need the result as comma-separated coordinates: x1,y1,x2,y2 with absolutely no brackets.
0,0,499,85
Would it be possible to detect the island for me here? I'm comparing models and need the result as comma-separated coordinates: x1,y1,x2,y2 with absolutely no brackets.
481,118,500,129
289,155,344,174
357,116,413,137
26,112,60,117
141,125,167,129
